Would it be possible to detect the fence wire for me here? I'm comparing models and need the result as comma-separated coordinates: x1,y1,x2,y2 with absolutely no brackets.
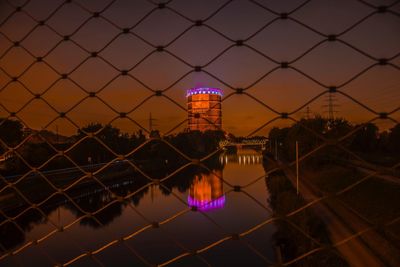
0,0,399,266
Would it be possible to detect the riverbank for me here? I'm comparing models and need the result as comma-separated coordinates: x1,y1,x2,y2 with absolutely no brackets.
303,164,400,266
263,158,348,266
0,154,223,214
269,151,400,267
0,164,140,213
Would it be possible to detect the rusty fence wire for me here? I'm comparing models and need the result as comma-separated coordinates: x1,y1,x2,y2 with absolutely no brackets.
0,0,400,266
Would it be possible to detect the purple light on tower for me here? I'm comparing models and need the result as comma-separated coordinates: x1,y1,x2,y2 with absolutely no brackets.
187,195,226,211
186,87,223,97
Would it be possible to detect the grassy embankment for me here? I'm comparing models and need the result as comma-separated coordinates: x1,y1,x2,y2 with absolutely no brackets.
265,164,349,266
303,164,400,265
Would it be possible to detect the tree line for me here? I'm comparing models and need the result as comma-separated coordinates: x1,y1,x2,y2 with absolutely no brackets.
0,119,225,176
268,116,400,166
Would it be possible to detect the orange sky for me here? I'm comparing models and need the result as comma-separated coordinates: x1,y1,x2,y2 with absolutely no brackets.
0,0,399,136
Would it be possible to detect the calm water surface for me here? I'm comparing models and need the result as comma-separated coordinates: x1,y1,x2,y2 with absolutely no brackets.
2,149,276,266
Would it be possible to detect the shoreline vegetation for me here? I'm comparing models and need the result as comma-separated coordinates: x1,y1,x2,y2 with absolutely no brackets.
1,116,399,175
263,159,349,266
263,156,400,266
264,116,400,266
1,117,399,265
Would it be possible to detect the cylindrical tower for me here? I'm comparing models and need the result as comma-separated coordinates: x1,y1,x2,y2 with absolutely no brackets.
186,87,222,131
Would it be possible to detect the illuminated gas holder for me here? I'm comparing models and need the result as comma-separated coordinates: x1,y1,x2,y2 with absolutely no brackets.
186,87,223,131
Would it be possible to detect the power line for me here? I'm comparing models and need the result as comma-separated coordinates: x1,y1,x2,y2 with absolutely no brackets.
305,106,311,119
149,112,157,132
322,93,340,120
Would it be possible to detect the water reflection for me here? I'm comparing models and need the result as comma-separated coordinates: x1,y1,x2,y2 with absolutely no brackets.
188,170,225,211
0,150,272,266
220,149,263,165
0,162,224,253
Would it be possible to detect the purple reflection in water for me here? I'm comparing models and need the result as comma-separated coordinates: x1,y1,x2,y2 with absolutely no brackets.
187,195,226,211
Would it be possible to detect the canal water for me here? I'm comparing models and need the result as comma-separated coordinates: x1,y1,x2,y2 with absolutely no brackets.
1,149,276,266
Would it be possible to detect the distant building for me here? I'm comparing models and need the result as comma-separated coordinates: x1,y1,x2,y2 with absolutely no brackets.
187,87,222,131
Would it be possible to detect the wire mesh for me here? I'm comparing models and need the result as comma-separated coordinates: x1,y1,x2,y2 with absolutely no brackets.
0,0,399,266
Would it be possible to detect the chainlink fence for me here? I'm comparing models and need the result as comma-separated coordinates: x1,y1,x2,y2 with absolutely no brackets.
0,0,400,266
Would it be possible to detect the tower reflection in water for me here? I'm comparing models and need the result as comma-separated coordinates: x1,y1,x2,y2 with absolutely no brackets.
187,170,225,211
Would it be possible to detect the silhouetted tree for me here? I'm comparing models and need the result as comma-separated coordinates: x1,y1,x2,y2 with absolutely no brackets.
350,123,379,153
71,123,146,164
387,124,400,157
268,117,353,165
0,118,23,152
169,130,225,158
